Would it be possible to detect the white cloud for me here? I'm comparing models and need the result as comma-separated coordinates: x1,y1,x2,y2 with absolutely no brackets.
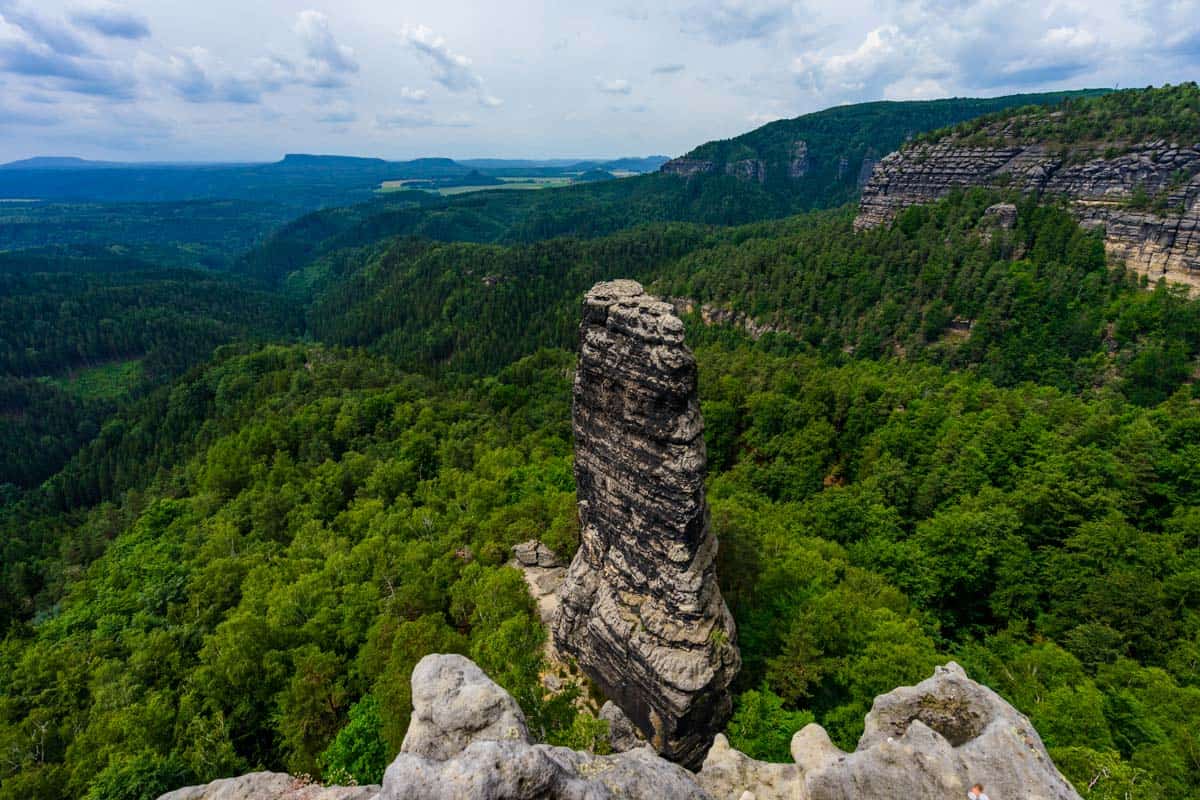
682,0,793,45
144,10,359,104
747,110,785,124
0,2,137,97
597,77,632,94
400,23,501,107
294,10,357,87
3,0,1200,163
152,47,263,103
70,6,150,40
376,108,472,129
399,86,428,103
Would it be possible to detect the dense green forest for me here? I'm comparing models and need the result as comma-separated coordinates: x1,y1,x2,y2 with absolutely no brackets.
0,271,301,487
5,86,1200,800
0,202,299,271
919,82,1200,149
301,188,1200,409
3,341,1198,799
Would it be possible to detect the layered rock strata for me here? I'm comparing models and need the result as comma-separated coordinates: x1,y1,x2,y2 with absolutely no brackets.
553,280,740,769
789,140,811,178
725,158,767,183
660,158,717,177
856,138,1200,287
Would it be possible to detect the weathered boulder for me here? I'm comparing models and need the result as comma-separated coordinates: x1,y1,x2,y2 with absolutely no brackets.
553,280,740,769
156,772,378,800
378,653,710,800
983,202,1018,229
400,653,530,761
381,739,711,800
798,662,1080,800
513,540,564,569
163,658,1084,800
511,540,568,631
600,700,646,753
697,734,801,800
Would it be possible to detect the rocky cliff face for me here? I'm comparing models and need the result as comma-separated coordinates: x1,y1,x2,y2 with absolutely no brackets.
661,141,875,188
553,280,740,770
789,140,811,178
660,158,717,178
856,137,1200,287
162,655,1082,800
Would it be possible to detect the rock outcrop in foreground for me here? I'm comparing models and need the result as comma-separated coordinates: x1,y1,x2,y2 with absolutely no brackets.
380,654,707,800
553,280,740,769
856,137,1200,287
164,654,1081,800
701,662,1081,800
157,773,377,800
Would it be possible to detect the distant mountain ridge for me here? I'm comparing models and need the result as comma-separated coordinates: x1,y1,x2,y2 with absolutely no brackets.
1,153,668,174
660,89,1110,211
0,153,669,210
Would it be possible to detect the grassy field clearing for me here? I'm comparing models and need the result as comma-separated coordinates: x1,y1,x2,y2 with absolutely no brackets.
44,358,143,400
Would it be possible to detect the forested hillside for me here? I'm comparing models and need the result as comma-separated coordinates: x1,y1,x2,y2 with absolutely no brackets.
240,91,1103,288
301,189,1200,409
667,89,1107,205
3,341,1198,799
0,271,301,488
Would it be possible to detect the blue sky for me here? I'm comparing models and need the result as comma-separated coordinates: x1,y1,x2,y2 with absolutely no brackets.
0,0,1197,162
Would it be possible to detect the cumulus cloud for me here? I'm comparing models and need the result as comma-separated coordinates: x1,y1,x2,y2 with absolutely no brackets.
747,110,785,125
0,100,59,125
596,77,632,94
399,86,429,103
70,6,150,40
401,23,501,107
376,107,472,129
317,101,357,124
153,47,264,103
0,2,136,97
0,2,90,57
794,25,922,98
294,10,357,87
792,0,1109,103
146,11,359,104
682,0,793,45
652,63,685,75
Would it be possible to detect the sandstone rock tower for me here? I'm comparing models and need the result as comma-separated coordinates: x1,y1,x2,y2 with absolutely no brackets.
554,279,740,770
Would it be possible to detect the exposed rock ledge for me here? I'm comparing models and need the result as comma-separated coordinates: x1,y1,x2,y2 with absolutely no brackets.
855,138,1200,288
160,655,1081,800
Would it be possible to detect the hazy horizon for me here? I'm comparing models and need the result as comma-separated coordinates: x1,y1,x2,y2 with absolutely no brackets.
2,0,1198,163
